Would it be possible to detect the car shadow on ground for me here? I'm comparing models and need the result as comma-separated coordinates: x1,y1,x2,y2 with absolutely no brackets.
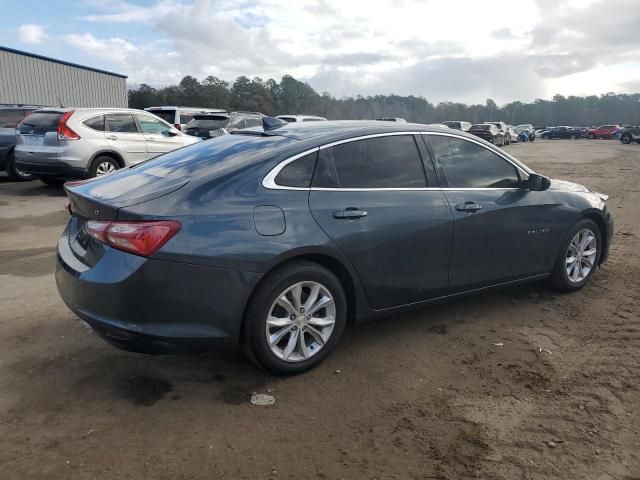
0,177,66,197
6,281,557,414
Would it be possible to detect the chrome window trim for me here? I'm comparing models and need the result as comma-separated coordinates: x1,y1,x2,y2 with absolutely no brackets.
262,130,533,191
262,147,320,191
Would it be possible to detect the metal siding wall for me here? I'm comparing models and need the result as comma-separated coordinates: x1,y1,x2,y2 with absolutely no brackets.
0,50,127,107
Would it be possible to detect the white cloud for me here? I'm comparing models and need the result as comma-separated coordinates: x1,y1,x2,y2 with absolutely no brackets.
17,24,48,44
50,0,640,103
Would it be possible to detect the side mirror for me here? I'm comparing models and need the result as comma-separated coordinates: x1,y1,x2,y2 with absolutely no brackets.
528,173,551,191
166,128,179,137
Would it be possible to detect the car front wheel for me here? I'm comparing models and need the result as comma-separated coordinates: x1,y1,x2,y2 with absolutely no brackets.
243,261,347,375
621,134,632,144
548,219,601,291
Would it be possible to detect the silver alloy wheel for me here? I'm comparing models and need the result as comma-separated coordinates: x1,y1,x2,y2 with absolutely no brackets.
566,229,598,283
265,281,336,362
96,161,117,176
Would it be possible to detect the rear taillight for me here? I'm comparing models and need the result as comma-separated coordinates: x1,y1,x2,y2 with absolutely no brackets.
85,220,181,257
57,111,80,140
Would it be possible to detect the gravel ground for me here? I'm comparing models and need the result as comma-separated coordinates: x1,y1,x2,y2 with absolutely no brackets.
0,139,638,479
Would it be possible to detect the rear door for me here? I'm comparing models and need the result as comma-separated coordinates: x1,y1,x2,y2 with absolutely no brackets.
425,133,556,292
135,114,185,157
105,113,148,165
308,133,453,309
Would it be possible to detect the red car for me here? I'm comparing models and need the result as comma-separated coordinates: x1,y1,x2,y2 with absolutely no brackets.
587,125,619,139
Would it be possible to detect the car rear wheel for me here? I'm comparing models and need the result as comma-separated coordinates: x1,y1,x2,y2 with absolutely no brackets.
243,261,347,375
621,134,632,144
91,156,120,177
5,151,33,181
548,219,601,292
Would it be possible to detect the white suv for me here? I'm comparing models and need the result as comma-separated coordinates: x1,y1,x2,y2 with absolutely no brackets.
14,108,200,184
144,106,226,130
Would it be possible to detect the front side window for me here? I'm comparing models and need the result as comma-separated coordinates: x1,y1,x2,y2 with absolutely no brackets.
106,114,138,133
312,135,427,188
274,151,317,187
429,135,520,189
245,117,263,128
137,115,171,135
147,110,176,124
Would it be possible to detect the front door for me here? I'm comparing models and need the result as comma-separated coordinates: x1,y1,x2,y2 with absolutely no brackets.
425,133,556,292
136,114,185,158
105,113,148,165
308,133,453,310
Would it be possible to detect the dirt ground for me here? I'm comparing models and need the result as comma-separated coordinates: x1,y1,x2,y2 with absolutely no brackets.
0,139,638,480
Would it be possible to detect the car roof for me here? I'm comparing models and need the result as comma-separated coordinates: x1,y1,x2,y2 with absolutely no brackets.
238,119,473,143
29,107,155,114
144,106,226,112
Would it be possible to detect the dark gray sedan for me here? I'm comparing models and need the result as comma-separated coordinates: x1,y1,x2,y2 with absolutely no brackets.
57,120,613,374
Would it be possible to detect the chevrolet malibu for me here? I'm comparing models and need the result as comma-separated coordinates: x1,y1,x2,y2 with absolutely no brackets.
57,120,613,375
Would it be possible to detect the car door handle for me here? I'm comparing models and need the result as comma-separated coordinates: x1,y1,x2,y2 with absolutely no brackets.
106,135,118,140
333,208,368,220
145,136,156,141
455,202,482,212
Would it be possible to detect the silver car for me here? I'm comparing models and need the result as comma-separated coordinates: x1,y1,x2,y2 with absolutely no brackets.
15,108,200,184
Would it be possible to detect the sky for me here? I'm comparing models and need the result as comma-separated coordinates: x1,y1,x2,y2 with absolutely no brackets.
1,0,640,105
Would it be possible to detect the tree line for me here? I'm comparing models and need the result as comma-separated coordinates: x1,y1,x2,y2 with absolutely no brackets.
128,75,640,127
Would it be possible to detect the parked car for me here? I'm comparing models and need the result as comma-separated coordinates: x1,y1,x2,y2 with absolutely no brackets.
376,117,406,123
277,115,327,123
619,126,640,144
15,108,200,184
540,126,584,140
486,121,510,144
144,106,226,131
442,121,471,131
469,123,505,146
183,112,265,139
0,105,40,180
426,123,450,129
507,126,519,143
535,128,548,138
55,120,612,374
586,125,620,140
515,124,535,142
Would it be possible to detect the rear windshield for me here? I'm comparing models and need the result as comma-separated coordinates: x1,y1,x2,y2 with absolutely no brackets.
79,134,297,203
279,117,296,123
471,124,491,130
443,122,461,129
0,109,30,128
17,111,62,134
147,110,175,124
185,116,230,130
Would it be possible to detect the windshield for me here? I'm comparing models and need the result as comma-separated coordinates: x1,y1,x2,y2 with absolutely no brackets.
147,110,175,124
17,111,62,134
185,117,230,130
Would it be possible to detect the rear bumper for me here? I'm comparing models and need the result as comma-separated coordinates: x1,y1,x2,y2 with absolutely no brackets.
14,159,87,178
55,230,262,354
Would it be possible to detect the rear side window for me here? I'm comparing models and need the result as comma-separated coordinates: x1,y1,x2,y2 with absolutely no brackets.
83,115,105,131
429,135,520,188
312,135,427,189
17,111,62,133
245,117,262,128
275,151,317,187
106,114,138,133
148,110,176,124
0,109,29,128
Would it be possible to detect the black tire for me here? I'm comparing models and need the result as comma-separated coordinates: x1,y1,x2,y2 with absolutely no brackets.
243,260,347,375
548,219,602,292
40,177,65,186
621,134,632,145
90,155,120,178
5,150,33,181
